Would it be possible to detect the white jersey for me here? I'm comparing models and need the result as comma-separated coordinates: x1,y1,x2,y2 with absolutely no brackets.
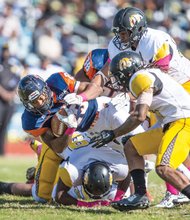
57,94,145,165
87,94,144,153
60,144,128,187
108,28,190,84
129,68,190,125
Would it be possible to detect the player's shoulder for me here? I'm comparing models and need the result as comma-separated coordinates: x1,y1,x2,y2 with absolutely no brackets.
144,28,170,43
21,109,40,130
129,69,155,97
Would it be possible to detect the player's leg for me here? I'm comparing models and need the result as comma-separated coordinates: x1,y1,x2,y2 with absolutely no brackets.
112,127,163,211
0,181,32,196
32,142,62,203
156,119,190,199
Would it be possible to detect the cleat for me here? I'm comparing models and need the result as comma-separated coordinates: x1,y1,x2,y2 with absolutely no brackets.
173,192,190,205
111,193,150,211
155,191,180,208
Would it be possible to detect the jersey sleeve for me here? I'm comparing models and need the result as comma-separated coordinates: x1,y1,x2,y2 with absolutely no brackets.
58,72,77,92
83,51,96,80
129,71,155,98
83,49,109,80
149,35,173,71
47,72,78,93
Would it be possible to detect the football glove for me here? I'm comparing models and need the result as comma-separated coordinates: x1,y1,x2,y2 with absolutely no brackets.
90,130,115,148
56,108,78,128
26,167,36,182
63,93,83,105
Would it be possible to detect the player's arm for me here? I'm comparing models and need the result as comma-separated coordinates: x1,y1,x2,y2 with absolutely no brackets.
77,61,109,96
90,89,153,148
55,178,77,205
75,68,90,82
55,178,110,207
91,61,110,87
76,81,103,100
40,129,72,153
114,89,153,138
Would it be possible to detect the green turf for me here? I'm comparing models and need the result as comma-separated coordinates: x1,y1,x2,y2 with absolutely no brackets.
0,156,190,220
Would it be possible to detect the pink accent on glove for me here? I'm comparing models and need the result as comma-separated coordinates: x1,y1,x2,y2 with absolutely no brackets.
113,189,125,201
77,200,110,208
107,58,111,63
65,128,76,135
79,93,88,101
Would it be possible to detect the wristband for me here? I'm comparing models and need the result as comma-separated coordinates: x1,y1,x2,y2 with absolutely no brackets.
107,58,111,63
65,128,76,135
79,93,88,102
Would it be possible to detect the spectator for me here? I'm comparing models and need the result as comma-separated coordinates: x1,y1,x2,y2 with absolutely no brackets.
0,44,20,155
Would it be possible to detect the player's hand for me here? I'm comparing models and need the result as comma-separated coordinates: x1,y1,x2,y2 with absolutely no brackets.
26,167,36,181
90,130,115,148
56,110,78,128
63,93,83,105
56,106,77,128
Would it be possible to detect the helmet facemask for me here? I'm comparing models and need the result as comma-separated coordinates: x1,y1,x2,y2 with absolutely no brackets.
109,51,144,92
25,86,53,115
18,75,53,115
108,70,129,92
112,27,131,50
109,70,132,92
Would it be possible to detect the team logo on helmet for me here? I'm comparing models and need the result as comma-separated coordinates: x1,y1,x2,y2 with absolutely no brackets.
129,14,143,27
119,58,132,71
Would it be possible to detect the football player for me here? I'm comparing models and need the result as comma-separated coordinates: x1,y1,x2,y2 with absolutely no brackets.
17,73,102,202
90,51,190,211
52,136,130,207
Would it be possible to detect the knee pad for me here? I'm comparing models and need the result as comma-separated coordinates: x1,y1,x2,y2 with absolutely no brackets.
34,143,62,201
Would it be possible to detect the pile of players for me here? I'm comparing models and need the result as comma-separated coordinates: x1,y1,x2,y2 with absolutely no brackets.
1,7,190,211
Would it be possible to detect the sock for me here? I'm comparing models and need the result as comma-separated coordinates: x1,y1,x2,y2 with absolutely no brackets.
181,184,190,199
130,169,146,195
113,189,125,201
166,182,179,195
0,182,13,195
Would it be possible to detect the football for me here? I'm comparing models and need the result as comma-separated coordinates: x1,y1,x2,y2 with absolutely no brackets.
51,108,68,137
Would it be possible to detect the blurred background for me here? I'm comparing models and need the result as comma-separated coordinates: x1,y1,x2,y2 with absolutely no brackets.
1,0,190,156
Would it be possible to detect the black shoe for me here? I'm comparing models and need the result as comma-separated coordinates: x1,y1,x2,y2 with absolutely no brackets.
0,181,6,194
0,181,12,195
111,194,150,211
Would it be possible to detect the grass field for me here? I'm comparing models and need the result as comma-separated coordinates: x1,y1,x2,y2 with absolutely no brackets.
0,156,190,220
